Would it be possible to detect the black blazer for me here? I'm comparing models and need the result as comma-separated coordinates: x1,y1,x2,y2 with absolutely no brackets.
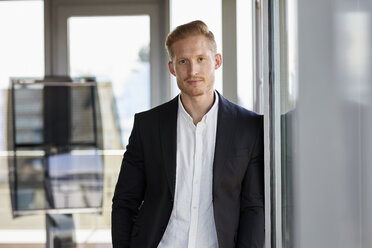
112,93,264,248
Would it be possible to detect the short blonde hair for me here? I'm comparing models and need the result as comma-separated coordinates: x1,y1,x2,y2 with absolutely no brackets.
165,20,217,60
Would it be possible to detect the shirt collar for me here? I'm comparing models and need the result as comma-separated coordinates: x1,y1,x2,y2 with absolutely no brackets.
178,91,219,125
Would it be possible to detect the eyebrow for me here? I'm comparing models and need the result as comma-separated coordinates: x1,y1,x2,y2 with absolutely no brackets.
176,54,207,60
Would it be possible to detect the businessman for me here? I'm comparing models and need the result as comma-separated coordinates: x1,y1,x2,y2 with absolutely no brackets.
112,20,264,248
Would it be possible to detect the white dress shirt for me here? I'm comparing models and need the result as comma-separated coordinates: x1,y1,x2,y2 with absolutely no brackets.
157,92,219,248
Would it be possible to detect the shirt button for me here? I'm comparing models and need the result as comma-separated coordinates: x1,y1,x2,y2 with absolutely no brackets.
194,180,198,184
193,206,197,209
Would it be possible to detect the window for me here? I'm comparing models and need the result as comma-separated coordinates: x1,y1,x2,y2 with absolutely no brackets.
68,16,151,148
0,0,45,244
237,0,254,110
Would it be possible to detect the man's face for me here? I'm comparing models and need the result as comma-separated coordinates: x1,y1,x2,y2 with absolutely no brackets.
168,35,222,99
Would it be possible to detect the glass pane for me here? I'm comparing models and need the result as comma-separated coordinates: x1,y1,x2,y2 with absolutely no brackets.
48,150,103,209
12,149,104,211
237,0,254,110
14,85,44,144
293,2,372,247
10,80,104,212
70,86,96,143
12,81,101,147
280,0,297,246
0,1,44,90
68,16,151,148
0,0,45,242
16,154,47,210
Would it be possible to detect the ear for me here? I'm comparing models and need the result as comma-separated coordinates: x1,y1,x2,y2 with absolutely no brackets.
168,61,176,76
214,53,222,69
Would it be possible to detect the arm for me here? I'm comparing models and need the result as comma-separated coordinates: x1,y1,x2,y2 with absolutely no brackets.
237,117,265,248
112,114,146,248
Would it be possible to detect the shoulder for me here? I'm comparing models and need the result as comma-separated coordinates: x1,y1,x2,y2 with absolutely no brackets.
218,92,262,122
217,93,263,148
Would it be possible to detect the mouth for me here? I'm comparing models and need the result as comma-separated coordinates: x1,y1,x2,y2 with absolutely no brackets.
186,78,204,85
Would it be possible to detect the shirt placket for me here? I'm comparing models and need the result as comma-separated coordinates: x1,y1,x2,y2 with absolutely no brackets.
188,122,204,248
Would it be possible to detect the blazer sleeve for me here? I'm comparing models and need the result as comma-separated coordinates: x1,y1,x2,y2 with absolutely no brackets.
237,116,265,248
112,114,146,248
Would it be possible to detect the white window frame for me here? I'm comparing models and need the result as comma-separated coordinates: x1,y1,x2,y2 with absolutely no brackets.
46,2,169,107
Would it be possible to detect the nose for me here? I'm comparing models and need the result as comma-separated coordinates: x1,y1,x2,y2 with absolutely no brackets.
188,60,199,76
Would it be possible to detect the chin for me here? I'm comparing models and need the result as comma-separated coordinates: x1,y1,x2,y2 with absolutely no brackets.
188,87,204,95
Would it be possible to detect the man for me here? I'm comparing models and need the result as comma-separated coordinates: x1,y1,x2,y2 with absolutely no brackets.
112,20,264,248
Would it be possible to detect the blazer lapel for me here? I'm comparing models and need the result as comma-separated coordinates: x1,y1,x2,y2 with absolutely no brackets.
213,93,237,197
159,96,178,199
158,93,236,199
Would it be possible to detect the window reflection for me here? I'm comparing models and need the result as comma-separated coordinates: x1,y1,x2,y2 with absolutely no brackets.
48,150,103,209
9,79,104,214
15,155,46,210
14,86,43,144
279,0,297,246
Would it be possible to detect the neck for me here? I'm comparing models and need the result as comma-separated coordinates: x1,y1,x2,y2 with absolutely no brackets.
180,91,215,125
